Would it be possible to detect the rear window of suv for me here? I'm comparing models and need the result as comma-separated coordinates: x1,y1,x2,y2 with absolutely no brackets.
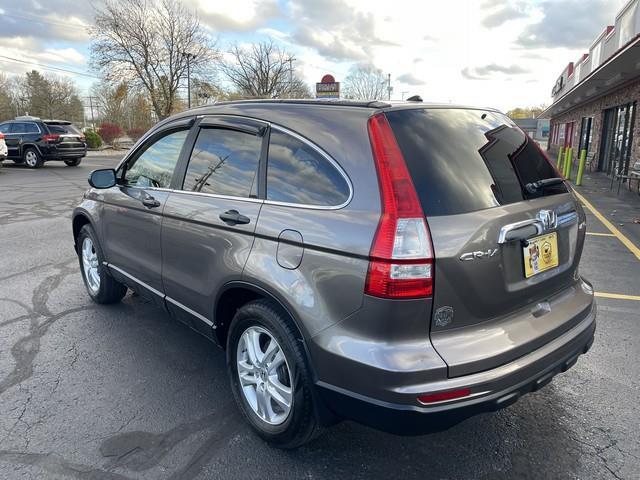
46,123,82,135
385,108,567,216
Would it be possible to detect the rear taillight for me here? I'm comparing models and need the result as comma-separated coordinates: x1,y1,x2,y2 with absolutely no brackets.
0,133,4,140
42,134,60,142
365,113,434,299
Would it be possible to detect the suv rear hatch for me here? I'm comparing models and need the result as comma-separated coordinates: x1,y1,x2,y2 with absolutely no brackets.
45,122,86,151
385,107,590,378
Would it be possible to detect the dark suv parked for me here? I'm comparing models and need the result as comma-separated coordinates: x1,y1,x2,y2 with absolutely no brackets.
0,116,87,168
72,100,596,448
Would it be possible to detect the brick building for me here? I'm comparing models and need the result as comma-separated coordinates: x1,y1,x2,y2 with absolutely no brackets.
541,0,640,178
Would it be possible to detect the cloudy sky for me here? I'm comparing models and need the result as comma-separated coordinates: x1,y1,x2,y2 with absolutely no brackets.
0,0,629,111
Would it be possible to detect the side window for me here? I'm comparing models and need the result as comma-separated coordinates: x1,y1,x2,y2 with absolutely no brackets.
124,129,188,188
267,130,350,206
0,124,10,134
9,123,26,133
24,123,40,133
182,128,262,198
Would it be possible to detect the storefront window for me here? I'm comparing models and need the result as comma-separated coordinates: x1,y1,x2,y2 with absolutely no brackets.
578,117,593,154
598,102,636,175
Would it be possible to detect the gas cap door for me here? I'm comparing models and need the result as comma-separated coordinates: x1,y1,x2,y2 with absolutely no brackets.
277,229,304,269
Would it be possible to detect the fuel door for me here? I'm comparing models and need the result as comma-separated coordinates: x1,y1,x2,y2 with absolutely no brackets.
277,229,304,270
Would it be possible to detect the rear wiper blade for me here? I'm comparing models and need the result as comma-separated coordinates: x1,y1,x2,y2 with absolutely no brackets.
525,177,564,194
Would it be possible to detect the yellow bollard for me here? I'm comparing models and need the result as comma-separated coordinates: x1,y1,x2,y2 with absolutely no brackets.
556,146,564,170
576,149,587,186
563,147,572,179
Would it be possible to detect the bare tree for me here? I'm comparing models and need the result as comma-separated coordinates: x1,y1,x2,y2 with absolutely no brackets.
92,81,154,130
343,64,387,100
220,41,311,98
1,71,84,122
90,0,218,119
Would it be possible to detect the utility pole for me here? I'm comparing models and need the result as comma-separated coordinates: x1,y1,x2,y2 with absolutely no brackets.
86,96,96,130
288,58,293,98
182,52,196,108
387,73,392,101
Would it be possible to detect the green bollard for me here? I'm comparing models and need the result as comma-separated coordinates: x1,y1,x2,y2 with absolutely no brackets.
576,149,587,186
556,146,564,170
563,147,572,178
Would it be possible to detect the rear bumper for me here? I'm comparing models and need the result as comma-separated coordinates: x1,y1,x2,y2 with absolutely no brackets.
45,146,87,160
314,298,596,434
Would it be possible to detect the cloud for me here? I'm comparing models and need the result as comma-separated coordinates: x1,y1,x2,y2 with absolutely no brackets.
462,63,529,80
285,0,398,61
516,0,613,48
461,68,486,80
397,72,425,85
191,0,281,32
481,2,528,28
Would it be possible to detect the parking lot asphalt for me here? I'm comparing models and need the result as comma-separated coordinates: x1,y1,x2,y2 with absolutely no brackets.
0,155,639,480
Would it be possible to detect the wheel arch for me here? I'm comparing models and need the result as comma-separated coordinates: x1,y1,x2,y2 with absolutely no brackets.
214,280,339,426
21,143,44,157
72,210,96,254
213,281,309,350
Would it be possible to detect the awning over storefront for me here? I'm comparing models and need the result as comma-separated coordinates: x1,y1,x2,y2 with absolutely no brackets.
540,35,640,119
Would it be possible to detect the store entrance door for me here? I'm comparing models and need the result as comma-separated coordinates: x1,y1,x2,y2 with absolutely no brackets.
599,102,636,176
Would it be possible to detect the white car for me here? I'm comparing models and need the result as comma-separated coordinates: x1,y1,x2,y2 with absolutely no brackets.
0,132,7,162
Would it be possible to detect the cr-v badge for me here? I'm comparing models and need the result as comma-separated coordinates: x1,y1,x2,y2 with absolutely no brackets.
459,248,498,261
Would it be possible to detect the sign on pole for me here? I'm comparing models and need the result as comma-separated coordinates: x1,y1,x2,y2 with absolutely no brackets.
316,74,340,99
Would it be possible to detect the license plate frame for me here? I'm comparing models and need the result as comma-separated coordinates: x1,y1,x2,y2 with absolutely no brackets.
523,232,559,278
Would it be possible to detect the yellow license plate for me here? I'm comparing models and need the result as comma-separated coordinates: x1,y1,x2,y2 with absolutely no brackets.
523,232,559,278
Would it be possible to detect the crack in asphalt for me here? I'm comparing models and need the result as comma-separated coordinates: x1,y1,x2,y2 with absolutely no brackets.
0,451,134,480
99,406,240,475
0,259,90,396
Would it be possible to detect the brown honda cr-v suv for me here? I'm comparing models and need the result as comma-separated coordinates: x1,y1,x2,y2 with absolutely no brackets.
73,100,596,448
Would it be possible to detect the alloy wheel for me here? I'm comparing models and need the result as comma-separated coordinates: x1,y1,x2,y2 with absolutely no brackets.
81,236,100,293
236,326,293,425
25,151,38,167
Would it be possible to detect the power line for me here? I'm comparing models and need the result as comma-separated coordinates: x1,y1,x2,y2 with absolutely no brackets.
0,55,99,79
0,10,89,32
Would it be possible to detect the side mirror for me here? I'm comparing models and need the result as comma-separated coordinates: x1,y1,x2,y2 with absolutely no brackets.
88,169,117,189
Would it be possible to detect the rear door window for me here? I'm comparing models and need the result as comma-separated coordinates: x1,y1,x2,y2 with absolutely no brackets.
0,124,10,134
266,130,350,206
9,123,27,134
182,128,262,198
385,108,566,216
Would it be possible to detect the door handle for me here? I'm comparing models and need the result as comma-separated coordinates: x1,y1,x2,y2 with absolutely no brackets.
142,196,161,208
219,209,250,225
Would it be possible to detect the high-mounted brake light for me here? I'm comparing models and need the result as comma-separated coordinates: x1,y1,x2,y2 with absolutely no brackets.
42,134,60,142
365,113,434,299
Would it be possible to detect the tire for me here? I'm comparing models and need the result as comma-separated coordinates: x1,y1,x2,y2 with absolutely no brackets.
64,158,82,167
23,148,43,168
76,224,127,304
227,300,321,448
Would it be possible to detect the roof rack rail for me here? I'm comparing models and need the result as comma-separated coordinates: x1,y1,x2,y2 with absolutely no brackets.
210,99,392,109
